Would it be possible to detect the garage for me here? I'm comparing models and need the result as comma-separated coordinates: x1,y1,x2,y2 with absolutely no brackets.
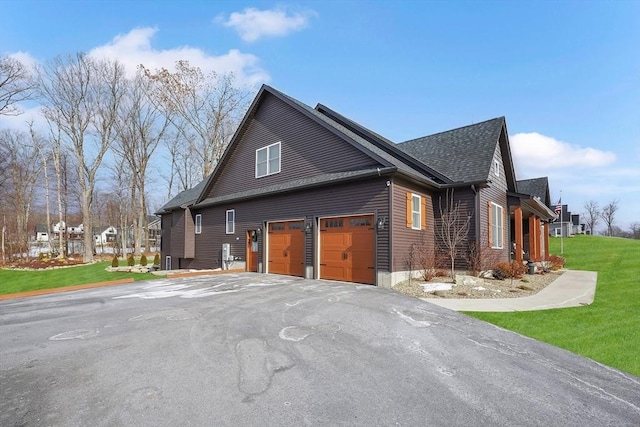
267,220,305,277
320,215,375,285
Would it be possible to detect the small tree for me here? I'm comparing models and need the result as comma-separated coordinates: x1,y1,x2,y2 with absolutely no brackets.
436,189,472,282
583,200,600,235
601,200,619,237
127,253,135,266
153,253,160,265
111,255,119,268
140,254,148,266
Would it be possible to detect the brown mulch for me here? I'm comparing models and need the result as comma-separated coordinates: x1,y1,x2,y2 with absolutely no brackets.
2,258,86,270
393,270,564,299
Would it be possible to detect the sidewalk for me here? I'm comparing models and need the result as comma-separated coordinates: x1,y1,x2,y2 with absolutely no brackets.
422,270,597,312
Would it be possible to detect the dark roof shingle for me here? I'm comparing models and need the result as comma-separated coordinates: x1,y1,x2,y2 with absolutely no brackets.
396,117,505,183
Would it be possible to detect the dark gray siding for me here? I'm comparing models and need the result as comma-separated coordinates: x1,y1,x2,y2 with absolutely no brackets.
203,93,381,199
433,186,476,270
170,209,185,259
390,178,436,273
183,178,390,277
160,214,172,267
478,143,510,264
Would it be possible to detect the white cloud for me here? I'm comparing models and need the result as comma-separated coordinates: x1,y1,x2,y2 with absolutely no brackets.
8,51,38,72
88,27,269,85
511,132,616,171
216,7,315,42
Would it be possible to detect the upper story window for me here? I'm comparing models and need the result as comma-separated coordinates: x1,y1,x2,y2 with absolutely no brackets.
195,214,202,234
226,209,235,234
411,194,422,230
256,142,281,178
494,159,500,177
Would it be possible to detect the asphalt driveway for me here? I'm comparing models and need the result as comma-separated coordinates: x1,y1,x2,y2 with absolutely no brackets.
1,273,638,426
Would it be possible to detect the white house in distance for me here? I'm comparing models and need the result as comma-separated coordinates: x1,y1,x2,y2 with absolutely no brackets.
94,226,117,245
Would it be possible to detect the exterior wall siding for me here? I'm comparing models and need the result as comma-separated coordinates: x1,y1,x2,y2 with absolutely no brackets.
160,215,172,267
170,209,185,259
433,186,476,270
183,178,390,278
478,143,510,264
390,178,436,273
203,93,380,200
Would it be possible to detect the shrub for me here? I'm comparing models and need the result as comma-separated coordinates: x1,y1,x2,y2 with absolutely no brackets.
38,252,45,261
111,255,119,268
127,254,135,266
547,255,565,271
493,261,526,280
140,254,148,266
153,253,160,266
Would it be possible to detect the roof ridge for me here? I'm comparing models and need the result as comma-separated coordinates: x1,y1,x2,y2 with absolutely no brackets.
400,116,505,144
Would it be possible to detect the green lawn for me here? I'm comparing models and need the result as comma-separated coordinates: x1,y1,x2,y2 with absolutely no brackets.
467,234,640,376
0,262,163,295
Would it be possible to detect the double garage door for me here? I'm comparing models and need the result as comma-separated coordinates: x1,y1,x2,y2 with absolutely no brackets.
267,215,375,285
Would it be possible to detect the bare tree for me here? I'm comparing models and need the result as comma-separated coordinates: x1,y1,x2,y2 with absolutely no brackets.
435,189,472,282
113,71,170,255
0,128,42,258
38,53,127,262
600,200,619,237
141,60,250,182
0,56,36,116
583,200,600,235
629,222,640,240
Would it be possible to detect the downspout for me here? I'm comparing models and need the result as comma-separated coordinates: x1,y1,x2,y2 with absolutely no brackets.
471,184,480,243
388,177,394,285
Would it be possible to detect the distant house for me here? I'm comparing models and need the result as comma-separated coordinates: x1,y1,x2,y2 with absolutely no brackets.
156,85,556,286
548,206,584,237
93,226,117,245
35,224,49,242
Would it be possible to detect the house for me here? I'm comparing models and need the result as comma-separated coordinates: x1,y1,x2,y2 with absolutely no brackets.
157,85,556,286
548,205,583,237
35,224,49,242
93,226,117,245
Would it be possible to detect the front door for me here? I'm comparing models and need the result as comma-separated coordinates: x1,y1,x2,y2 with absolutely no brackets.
246,231,259,272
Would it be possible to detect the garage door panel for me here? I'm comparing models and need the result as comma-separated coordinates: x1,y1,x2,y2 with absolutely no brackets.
320,215,374,285
268,221,304,277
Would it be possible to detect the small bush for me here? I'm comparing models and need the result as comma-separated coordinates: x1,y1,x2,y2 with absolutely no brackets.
140,254,148,266
111,255,119,268
493,261,526,280
38,252,45,261
127,254,135,266
153,253,160,266
547,255,565,271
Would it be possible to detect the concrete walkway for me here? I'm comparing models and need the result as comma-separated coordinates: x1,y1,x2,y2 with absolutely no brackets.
423,270,597,312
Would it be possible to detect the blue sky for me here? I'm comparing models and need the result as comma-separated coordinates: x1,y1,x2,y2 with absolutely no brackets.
1,0,639,230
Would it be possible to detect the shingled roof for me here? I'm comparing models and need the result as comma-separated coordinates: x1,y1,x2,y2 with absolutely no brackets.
517,177,551,207
156,178,208,213
396,117,506,183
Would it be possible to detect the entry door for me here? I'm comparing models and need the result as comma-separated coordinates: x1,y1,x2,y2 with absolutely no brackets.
246,231,258,272
268,221,304,277
320,215,375,285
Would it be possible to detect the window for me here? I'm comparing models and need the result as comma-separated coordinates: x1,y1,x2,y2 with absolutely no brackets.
226,209,235,234
490,202,504,249
256,142,281,178
411,194,421,230
494,159,500,177
165,256,172,271
195,214,202,234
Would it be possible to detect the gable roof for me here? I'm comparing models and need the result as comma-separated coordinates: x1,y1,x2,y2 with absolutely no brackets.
396,117,507,184
194,85,447,207
517,177,551,207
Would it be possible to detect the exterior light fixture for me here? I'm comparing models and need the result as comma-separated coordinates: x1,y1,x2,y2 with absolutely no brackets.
305,221,313,233
377,216,388,231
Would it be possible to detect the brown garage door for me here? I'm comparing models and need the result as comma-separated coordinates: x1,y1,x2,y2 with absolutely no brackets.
320,215,375,285
268,220,305,277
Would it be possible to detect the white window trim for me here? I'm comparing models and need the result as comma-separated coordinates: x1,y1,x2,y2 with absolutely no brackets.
226,209,235,234
494,159,500,177
165,256,172,271
490,202,504,249
255,141,281,178
195,214,202,234
411,193,421,230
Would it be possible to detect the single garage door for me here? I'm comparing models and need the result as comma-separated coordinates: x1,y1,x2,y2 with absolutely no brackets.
268,220,305,277
320,215,375,285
